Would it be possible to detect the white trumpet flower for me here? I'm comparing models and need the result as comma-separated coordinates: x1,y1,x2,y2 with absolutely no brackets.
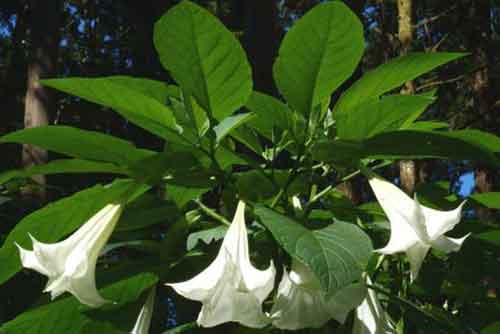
167,201,275,328
271,259,366,330
353,276,395,334
369,176,469,281
17,203,123,307
131,287,156,334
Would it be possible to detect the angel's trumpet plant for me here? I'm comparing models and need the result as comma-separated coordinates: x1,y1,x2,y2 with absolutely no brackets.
17,203,123,307
369,176,469,281
167,201,275,328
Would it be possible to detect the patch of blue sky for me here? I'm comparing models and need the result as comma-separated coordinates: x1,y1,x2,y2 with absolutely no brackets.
458,171,475,197
0,14,16,37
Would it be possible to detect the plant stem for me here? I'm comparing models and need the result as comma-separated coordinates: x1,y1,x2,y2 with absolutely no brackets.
194,199,231,226
366,283,458,332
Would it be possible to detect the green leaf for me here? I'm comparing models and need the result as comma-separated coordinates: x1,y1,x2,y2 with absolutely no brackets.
311,139,364,168
187,225,228,251
117,193,178,232
254,206,373,295
447,130,500,153
236,170,308,203
0,261,159,334
363,130,500,166
0,126,153,166
273,1,364,115
214,112,255,143
336,94,435,140
482,321,500,334
408,121,449,130
0,179,145,285
335,52,465,113
245,91,304,140
475,230,500,247
42,77,179,140
128,151,199,185
166,184,210,209
0,159,128,185
230,125,263,155
470,192,500,209
312,130,500,167
154,1,252,120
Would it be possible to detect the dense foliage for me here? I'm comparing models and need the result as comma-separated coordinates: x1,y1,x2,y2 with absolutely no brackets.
1,1,500,334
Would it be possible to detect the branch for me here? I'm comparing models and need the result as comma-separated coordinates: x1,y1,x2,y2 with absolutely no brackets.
413,5,458,29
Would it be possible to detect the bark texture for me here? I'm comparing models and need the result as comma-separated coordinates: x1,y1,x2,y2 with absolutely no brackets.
22,0,61,200
397,0,417,195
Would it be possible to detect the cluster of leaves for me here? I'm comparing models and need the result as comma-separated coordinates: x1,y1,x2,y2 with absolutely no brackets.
1,1,500,333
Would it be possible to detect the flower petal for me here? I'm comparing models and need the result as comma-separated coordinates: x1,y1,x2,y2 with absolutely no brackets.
167,252,226,301
353,277,394,334
406,243,431,282
326,282,366,324
431,234,470,253
16,243,50,277
422,201,466,241
225,200,275,302
271,269,330,330
197,251,270,328
17,203,123,307
240,259,276,303
369,178,423,253
131,287,156,334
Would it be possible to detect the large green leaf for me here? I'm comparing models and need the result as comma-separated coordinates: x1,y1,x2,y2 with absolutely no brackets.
335,52,465,113
312,130,500,167
154,1,252,120
470,192,500,209
476,230,500,247
116,193,178,232
42,77,180,140
214,112,255,143
482,322,500,334
0,126,153,166
335,94,435,140
273,1,364,115
363,130,500,166
0,179,145,285
447,130,500,153
0,159,129,185
128,151,199,185
0,261,159,334
245,91,304,140
254,205,373,295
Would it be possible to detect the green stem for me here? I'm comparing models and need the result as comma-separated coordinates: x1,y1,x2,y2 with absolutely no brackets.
366,283,458,332
194,199,231,226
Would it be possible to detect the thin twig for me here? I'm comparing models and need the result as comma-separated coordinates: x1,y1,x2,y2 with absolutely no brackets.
194,199,231,226
413,5,458,29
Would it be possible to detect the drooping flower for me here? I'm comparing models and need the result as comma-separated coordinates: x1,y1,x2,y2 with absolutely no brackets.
352,276,395,334
167,201,275,328
131,287,156,334
369,176,469,281
271,259,366,330
17,203,123,307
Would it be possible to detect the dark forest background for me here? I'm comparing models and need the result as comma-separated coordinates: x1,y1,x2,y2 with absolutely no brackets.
0,0,499,331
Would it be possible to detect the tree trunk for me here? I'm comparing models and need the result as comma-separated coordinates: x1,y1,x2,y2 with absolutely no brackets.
397,0,417,196
22,0,61,200
464,1,494,220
